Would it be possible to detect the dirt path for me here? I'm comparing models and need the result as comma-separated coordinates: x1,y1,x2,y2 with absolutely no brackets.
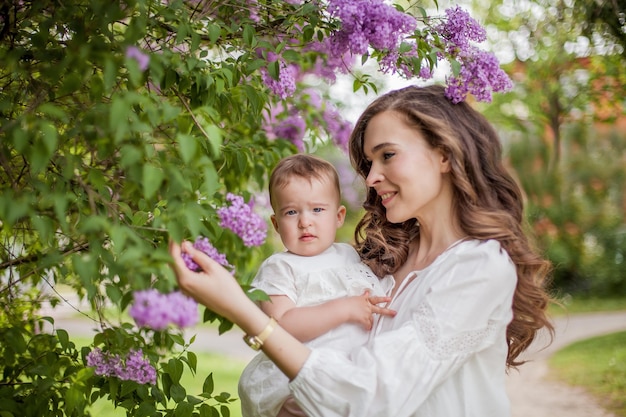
48,304,626,416
506,311,626,417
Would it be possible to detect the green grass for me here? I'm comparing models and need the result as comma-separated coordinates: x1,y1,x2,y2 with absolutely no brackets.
549,295,626,316
549,331,626,417
72,336,247,417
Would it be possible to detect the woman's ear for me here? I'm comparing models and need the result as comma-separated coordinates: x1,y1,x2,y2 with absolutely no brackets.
439,149,451,173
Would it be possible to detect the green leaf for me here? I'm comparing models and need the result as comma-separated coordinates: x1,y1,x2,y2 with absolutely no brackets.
174,401,194,417
109,96,129,143
202,159,219,197
208,24,221,43
177,133,197,164
132,211,151,226
204,124,223,157
37,103,68,123
143,163,164,200
199,404,219,417
268,60,280,80
303,25,314,42
103,57,117,92
202,373,214,395
170,384,186,402
167,358,184,383
56,329,69,349
10,125,28,153
64,385,84,415
53,194,69,231
168,332,185,346
187,351,197,372
5,328,27,354
186,395,203,405
243,25,255,47
71,254,98,298
136,402,157,417
450,58,461,76
109,225,129,254
105,283,123,304
282,49,300,63
162,372,173,399
32,215,54,243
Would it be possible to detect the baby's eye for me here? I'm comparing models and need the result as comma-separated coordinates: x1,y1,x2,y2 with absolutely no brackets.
312,207,324,213
285,210,297,216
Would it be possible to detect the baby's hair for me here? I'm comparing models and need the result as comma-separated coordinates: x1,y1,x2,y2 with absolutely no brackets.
269,154,341,210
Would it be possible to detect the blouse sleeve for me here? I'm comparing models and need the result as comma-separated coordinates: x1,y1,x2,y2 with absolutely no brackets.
251,255,299,303
288,240,517,416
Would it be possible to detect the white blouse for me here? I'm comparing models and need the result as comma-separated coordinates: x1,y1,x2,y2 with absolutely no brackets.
289,239,517,417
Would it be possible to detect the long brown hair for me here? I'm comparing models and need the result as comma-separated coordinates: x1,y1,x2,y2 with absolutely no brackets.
349,84,553,367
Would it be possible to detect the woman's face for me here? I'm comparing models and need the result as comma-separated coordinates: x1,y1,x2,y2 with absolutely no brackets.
362,110,451,224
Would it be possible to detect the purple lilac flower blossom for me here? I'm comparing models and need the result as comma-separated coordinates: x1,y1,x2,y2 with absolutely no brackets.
86,347,157,385
129,289,199,330
311,0,416,75
248,1,260,22
322,108,353,153
436,6,487,55
218,193,268,247
261,61,299,99
429,6,513,103
444,49,513,104
182,236,232,271
274,114,307,151
125,46,150,71
419,66,433,80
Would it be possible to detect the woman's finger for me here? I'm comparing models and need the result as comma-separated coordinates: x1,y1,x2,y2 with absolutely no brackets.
169,240,190,275
181,240,217,272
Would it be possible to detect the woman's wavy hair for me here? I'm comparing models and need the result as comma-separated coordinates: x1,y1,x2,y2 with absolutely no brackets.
349,84,554,367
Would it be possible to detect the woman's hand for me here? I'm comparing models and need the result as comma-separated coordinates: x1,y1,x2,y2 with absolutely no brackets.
169,240,251,323
170,240,312,379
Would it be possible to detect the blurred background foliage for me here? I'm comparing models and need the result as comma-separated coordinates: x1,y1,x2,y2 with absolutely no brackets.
475,0,626,298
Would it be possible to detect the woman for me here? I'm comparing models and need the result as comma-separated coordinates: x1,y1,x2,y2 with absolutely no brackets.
169,84,554,416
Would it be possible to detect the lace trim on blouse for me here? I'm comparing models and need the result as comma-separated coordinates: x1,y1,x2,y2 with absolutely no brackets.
413,301,499,360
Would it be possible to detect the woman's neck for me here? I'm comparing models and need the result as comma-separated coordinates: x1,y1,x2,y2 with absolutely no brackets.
390,223,466,293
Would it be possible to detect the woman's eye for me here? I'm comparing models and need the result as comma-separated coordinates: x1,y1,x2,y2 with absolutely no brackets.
383,152,395,160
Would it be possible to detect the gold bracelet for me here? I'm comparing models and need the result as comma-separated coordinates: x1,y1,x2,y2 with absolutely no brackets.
243,317,277,351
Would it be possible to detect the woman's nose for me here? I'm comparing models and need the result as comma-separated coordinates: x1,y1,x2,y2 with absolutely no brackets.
365,165,382,187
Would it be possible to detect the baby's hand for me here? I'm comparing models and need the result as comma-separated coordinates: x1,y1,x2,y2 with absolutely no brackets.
344,291,396,330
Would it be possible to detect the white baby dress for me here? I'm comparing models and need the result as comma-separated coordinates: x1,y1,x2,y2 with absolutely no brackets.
238,242,392,417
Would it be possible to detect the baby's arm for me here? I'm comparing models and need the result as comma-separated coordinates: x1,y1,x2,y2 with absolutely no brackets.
260,292,395,343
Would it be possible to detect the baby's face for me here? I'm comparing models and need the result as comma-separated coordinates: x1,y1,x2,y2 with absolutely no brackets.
270,176,345,257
